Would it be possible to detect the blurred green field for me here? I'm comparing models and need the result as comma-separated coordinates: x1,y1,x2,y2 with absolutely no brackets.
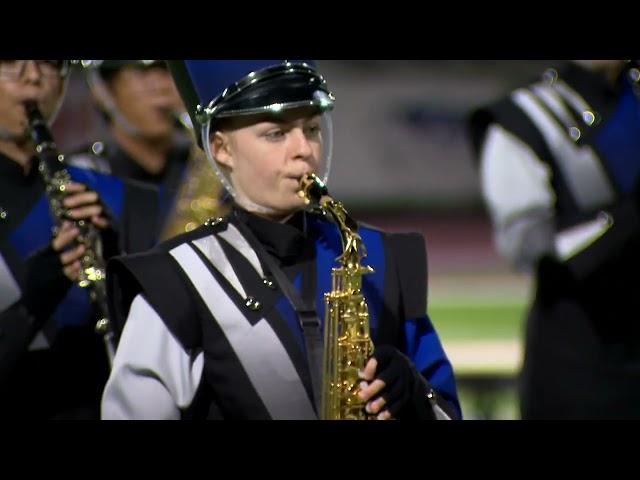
427,275,531,419
429,300,527,341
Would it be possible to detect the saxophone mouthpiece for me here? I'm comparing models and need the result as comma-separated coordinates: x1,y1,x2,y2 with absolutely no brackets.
298,173,328,206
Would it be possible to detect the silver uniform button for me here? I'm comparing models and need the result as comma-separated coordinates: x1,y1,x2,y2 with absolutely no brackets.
245,296,261,311
205,217,224,227
543,68,558,84
426,388,437,406
582,111,596,126
569,126,581,141
91,141,105,156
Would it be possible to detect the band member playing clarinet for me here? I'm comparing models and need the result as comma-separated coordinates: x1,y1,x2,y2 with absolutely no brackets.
0,60,161,419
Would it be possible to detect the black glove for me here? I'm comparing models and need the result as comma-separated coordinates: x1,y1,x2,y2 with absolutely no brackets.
22,244,72,327
371,345,438,420
0,302,38,385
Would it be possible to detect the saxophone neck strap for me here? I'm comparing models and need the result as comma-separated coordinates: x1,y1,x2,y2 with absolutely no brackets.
231,211,323,412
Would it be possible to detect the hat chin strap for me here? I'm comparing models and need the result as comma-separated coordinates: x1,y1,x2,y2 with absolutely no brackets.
233,190,294,218
109,107,144,138
48,71,70,126
86,69,144,138
200,121,297,217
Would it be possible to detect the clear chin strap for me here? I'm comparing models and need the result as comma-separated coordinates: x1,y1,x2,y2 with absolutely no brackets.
200,109,334,216
85,68,144,138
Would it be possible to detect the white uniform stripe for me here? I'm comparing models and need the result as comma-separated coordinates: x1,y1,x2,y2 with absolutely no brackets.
512,88,615,210
0,253,21,311
551,79,594,117
530,84,578,130
555,213,613,260
218,223,265,277
433,404,452,420
169,243,316,420
192,235,246,298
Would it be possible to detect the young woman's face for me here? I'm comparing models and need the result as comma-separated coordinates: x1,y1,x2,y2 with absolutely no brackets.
0,60,64,139
212,110,323,218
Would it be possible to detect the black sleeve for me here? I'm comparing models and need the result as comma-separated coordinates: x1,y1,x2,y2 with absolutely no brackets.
413,377,460,420
563,193,640,283
0,302,37,386
106,250,201,350
385,233,461,420
22,245,73,325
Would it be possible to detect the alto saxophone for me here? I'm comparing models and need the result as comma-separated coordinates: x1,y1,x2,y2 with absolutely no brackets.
299,173,375,420
24,101,116,367
159,111,224,240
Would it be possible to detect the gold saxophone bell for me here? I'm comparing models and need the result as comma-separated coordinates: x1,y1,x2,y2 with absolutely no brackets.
298,173,376,420
159,111,226,240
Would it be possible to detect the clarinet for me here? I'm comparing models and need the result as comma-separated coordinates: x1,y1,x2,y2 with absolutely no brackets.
24,101,116,368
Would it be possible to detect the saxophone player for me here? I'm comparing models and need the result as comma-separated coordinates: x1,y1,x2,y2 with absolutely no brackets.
0,60,161,419
68,60,218,236
102,60,460,420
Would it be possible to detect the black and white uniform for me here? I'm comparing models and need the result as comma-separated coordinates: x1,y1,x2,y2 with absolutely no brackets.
102,207,461,420
0,249,34,386
0,152,161,419
469,62,640,419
